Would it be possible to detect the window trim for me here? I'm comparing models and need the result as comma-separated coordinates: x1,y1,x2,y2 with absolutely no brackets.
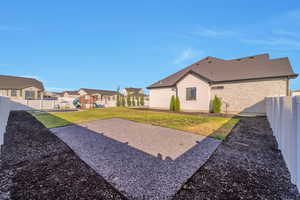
186,87,197,101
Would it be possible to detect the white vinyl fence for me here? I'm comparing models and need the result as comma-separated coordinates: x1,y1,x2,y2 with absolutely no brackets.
266,96,300,190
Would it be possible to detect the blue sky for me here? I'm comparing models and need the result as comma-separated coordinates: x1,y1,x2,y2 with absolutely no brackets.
1,1,300,92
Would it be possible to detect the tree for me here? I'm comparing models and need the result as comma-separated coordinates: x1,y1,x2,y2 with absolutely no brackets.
116,86,121,107
169,95,175,111
132,96,136,106
121,95,125,107
136,96,140,106
212,95,222,113
140,95,145,106
174,96,180,112
127,95,131,107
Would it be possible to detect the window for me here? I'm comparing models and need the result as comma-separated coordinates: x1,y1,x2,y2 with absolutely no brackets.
25,91,35,100
186,87,196,100
11,89,17,97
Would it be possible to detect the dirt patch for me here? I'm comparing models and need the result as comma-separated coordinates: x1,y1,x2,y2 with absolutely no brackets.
0,111,126,200
173,117,300,200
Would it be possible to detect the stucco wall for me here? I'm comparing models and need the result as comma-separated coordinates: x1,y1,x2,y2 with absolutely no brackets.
149,87,176,109
0,87,42,100
176,74,211,111
211,78,288,114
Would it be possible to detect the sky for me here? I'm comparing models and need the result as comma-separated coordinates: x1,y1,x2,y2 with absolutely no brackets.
0,0,300,92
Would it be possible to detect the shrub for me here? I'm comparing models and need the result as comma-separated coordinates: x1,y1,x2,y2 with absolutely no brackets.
121,96,125,107
127,95,131,107
212,95,222,113
116,87,121,107
132,96,136,106
169,95,175,111
140,95,144,106
136,96,140,106
174,96,180,112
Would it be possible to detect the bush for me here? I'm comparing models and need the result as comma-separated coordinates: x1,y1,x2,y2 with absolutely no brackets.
140,95,144,106
132,96,136,106
127,95,131,107
212,96,222,113
174,96,180,112
116,87,121,107
136,96,140,106
169,95,175,111
121,96,125,107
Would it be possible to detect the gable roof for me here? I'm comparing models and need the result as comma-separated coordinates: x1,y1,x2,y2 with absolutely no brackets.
125,88,142,93
147,54,298,89
0,75,44,91
64,90,79,95
80,88,117,96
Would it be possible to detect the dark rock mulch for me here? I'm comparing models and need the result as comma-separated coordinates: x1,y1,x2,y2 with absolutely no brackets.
1,112,299,200
173,117,300,200
0,111,126,200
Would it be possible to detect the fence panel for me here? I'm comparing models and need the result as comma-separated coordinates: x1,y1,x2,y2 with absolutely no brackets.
266,96,300,191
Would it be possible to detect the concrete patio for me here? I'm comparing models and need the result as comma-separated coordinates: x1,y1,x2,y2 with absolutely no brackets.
51,118,221,200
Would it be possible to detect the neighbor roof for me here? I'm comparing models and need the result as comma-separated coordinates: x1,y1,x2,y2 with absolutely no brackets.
125,88,142,92
64,90,79,95
0,75,44,90
80,88,118,96
147,54,298,89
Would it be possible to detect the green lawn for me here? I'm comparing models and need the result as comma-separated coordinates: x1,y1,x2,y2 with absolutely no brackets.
29,107,239,140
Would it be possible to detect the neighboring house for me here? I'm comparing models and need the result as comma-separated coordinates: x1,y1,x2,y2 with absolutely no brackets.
147,54,298,114
292,90,300,96
79,88,118,108
43,91,64,100
63,90,80,98
0,75,44,100
123,88,144,96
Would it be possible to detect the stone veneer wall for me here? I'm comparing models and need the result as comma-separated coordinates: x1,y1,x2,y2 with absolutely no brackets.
211,78,288,114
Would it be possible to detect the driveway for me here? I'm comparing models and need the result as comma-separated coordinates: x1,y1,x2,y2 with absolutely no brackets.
51,118,221,200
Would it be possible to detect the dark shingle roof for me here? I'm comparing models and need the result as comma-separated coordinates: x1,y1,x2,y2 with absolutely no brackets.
125,88,142,92
80,88,117,96
147,54,298,89
0,75,44,90
64,90,79,95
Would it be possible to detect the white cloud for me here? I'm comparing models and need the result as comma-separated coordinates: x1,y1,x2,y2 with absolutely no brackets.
46,87,71,92
173,48,203,65
193,28,235,38
241,38,300,49
272,30,300,38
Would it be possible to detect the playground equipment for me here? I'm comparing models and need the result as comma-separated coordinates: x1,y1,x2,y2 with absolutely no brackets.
94,103,104,108
73,98,81,108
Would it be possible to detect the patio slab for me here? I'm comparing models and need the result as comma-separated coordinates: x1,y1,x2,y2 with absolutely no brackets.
51,118,221,200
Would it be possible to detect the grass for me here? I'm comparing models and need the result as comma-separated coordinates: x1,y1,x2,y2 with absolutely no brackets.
29,107,239,140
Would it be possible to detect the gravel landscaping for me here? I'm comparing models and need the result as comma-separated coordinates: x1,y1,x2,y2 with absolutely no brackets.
51,118,221,200
0,111,126,200
173,117,300,200
1,111,299,200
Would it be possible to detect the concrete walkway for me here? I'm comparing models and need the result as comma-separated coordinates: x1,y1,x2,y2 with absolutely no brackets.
51,118,221,200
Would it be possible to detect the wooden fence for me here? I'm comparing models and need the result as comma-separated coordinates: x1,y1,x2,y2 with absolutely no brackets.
266,96,300,190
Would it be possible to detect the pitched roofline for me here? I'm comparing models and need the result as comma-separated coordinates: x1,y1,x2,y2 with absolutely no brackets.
147,74,298,89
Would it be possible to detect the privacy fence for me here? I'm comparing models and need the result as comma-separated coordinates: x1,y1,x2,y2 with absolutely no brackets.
0,96,32,148
266,96,300,191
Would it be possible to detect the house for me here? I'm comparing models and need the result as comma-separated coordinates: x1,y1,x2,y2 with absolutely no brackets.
123,88,144,96
63,90,80,98
147,54,298,114
292,90,300,96
0,75,44,100
78,88,118,108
